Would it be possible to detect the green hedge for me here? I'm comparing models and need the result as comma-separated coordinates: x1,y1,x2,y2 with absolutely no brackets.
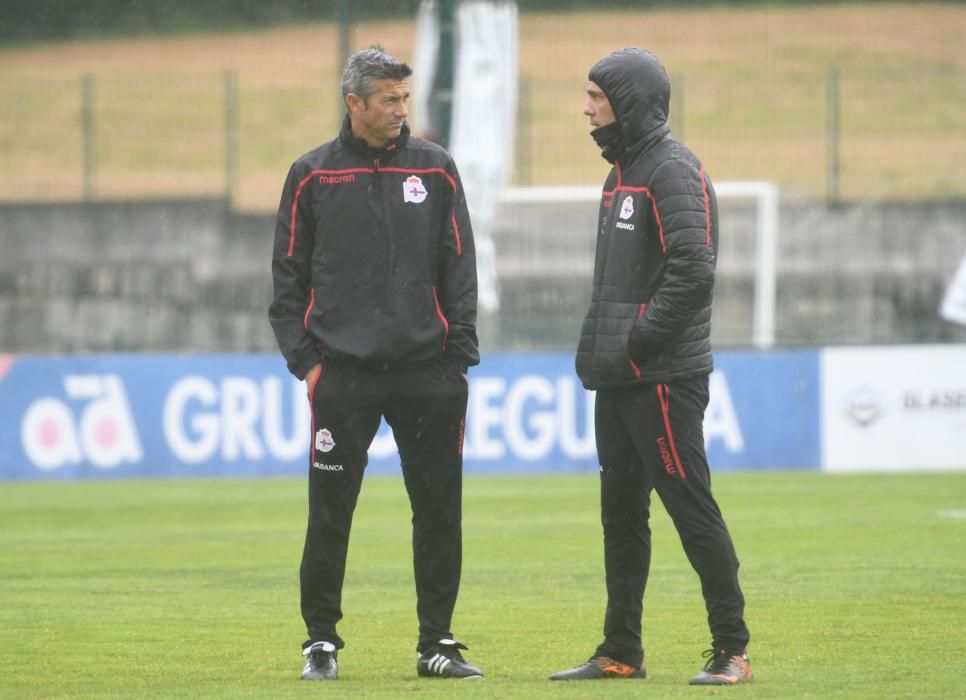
0,0,419,42
2,0,947,44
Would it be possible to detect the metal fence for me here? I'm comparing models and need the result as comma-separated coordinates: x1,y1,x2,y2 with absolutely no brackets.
2,12,965,209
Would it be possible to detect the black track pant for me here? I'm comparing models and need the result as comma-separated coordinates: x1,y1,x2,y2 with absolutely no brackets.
300,357,468,653
593,375,749,668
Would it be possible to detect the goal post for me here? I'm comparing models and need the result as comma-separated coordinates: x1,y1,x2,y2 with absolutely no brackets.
716,181,779,349
497,182,780,349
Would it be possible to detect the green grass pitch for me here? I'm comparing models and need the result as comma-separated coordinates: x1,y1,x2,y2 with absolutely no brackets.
2,471,964,698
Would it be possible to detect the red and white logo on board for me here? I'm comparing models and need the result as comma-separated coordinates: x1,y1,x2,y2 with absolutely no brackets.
403,175,428,204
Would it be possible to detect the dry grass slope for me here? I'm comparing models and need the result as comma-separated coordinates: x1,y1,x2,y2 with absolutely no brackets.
0,3,964,209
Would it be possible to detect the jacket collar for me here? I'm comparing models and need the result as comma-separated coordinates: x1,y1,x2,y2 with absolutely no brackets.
339,113,410,160
619,122,670,165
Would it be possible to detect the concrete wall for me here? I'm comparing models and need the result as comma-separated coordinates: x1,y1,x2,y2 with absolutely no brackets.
0,199,275,353
1,196,965,354
490,196,966,348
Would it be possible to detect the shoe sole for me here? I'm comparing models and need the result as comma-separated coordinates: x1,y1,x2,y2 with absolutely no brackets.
417,673,484,680
549,665,646,681
689,674,753,685
550,674,645,680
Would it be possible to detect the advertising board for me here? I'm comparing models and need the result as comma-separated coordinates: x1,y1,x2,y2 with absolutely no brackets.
0,351,820,480
822,345,966,471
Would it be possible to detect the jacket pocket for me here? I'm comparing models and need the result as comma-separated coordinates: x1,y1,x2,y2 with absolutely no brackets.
627,303,647,378
432,286,450,351
306,357,327,402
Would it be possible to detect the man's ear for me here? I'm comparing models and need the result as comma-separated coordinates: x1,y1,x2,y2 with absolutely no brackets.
345,92,365,114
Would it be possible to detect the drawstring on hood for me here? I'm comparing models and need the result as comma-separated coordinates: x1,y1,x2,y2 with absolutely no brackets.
588,47,671,164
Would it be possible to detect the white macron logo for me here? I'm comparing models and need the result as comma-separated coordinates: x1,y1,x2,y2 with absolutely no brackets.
619,195,634,220
403,175,428,204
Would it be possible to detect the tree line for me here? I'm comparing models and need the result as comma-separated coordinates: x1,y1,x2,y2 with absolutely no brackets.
1,0,913,44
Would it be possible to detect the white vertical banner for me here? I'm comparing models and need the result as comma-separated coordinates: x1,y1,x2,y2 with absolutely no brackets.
821,345,966,472
414,0,518,312
413,1,439,131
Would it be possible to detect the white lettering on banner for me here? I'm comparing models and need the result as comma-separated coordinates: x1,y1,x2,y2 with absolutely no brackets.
221,377,264,460
504,376,556,459
164,376,309,464
164,377,219,463
21,375,143,470
704,372,745,453
21,399,83,470
494,375,596,460
262,377,310,460
374,375,596,462
557,377,596,459
364,372,727,465
465,377,507,459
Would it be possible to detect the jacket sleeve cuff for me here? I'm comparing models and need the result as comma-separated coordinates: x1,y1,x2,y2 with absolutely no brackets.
445,347,479,370
288,352,320,381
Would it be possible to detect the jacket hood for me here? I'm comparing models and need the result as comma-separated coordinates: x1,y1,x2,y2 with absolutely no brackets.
589,47,670,149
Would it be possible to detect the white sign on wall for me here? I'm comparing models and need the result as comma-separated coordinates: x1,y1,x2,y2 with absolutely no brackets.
821,345,966,472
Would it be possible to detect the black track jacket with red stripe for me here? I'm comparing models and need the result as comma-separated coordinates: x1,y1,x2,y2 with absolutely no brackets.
269,117,478,379
576,48,717,390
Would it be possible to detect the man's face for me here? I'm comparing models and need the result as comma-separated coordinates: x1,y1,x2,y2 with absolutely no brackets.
584,81,616,130
347,78,410,148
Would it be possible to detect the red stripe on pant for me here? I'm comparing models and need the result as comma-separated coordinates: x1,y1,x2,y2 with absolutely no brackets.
656,383,687,479
307,359,325,464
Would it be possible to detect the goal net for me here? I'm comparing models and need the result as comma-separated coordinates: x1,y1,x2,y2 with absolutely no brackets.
486,183,779,351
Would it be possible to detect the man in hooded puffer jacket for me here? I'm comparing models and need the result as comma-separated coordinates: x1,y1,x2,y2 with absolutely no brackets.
549,48,753,686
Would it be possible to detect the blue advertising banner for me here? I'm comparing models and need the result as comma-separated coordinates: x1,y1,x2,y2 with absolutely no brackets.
0,351,819,481
704,350,820,470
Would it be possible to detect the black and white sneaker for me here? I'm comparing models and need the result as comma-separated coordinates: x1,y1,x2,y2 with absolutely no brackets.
417,639,484,679
301,641,338,681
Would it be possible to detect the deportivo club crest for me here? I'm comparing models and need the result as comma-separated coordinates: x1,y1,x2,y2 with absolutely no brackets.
619,195,635,220
403,175,428,204
315,428,335,453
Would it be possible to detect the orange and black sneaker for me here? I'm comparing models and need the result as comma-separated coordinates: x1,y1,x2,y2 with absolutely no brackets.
549,655,646,681
688,647,753,685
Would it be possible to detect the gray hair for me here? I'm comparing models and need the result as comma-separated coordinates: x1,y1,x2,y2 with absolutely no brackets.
340,45,412,103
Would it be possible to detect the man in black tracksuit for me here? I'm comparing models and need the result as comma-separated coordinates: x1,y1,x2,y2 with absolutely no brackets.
269,46,482,681
549,48,753,685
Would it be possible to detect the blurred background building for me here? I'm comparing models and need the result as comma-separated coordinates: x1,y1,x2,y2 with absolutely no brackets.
2,0,965,354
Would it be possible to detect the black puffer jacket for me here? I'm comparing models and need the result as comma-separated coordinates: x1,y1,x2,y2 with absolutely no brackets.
575,48,718,390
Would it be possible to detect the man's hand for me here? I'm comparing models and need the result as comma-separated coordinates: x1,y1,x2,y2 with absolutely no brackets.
305,362,322,399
